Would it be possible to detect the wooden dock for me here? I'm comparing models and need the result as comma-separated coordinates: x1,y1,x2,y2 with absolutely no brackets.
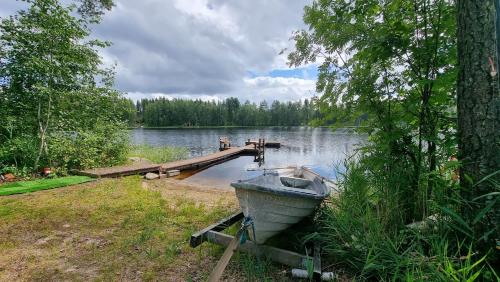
160,145,257,172
245,139,281,148
74,163,162,178
75,144,259,178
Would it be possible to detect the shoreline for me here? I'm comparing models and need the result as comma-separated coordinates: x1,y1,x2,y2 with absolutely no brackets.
127,125,364,130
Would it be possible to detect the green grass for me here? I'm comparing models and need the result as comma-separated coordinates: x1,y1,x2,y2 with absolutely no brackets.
0,176,93,196
315,161,499,281
0,176,241,280
0,176,294,280
128,144,189,163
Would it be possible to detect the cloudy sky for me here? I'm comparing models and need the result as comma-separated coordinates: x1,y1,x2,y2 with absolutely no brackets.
1,0,318,102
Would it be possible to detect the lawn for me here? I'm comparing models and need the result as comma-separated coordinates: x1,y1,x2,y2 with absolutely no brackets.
0,176,93,196
0,176,286,281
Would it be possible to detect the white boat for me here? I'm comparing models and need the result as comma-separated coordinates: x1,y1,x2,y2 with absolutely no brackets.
231,166,332,244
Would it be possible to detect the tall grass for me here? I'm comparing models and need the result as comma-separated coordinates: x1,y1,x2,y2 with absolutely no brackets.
315,160,499,280
128,145,189,163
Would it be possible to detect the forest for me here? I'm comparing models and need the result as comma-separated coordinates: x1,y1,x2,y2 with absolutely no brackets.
134,97,320,127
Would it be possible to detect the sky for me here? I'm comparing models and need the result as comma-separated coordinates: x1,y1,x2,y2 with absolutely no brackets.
0,0,318,103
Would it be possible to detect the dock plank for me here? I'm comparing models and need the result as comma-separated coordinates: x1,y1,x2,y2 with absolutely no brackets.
161,145,256,172
74,163,161,178
75,145,258,178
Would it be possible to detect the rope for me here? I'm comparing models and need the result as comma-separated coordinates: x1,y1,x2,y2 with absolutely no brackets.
239,216,262,269
239,216,256,244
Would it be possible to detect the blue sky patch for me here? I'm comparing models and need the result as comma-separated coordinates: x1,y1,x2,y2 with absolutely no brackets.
248,65,318,80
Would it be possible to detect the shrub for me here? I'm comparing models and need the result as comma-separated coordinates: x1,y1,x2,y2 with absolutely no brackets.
0,135,38,173
48,122,129,172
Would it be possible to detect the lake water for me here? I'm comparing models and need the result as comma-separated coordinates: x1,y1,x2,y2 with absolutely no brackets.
130,127,365,187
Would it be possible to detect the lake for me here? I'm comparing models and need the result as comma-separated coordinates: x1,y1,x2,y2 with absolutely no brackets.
130,127,366,187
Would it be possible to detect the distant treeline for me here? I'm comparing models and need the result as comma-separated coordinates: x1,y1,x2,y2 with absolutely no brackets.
132,97,321,127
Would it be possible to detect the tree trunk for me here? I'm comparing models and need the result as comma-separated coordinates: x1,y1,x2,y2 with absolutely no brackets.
457,0,500,245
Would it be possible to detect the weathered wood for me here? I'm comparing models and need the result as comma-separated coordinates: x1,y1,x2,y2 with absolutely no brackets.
190,212,244,247
208,229,243,282
161,145,257,172
245,139,281,148
205,231,307,268
74,164,161,178
264,141,280,148
313,243,322,281
219,136,231,151
166,170,180,177
76,145,259,178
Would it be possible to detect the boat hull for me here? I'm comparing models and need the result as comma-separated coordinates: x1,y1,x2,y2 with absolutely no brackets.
235,187,322,244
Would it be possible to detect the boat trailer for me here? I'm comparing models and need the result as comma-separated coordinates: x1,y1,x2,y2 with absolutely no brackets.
190,212,334,281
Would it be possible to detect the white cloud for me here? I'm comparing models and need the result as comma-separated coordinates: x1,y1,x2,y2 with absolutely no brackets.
0,0,317,102
128,76,316,103
241,76,316,102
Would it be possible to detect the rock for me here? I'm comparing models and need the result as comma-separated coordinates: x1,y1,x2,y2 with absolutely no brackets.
3,173,15,182
166,170,180,177
159,173,167,179
144,173,159,180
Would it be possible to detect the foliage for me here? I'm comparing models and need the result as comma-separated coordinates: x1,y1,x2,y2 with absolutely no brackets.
0,134,38,170
289,0,498,279
76,0,114,22
0,0,129,173
136,97,322,127
47,122,129,172
315,161,497,280
0,165,32,180
290,0,457,222
128,145,189,164
119,98,137,127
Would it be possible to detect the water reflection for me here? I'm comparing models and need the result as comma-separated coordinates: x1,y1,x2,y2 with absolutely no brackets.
130,127,366,188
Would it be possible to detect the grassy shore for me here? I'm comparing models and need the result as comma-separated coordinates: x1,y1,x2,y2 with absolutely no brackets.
0,177,286,281
128,145,189,164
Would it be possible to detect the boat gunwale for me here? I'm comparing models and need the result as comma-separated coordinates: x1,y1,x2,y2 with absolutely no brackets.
232,174,330,200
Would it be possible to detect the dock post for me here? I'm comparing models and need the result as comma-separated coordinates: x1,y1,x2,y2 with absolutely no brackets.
262,138,265,161
219,136,230,151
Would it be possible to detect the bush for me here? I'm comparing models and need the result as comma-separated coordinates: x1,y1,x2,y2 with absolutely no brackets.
48,122,129,172
0,135,38,173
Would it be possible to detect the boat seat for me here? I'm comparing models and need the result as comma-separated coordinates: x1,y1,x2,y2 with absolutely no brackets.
279,176,312,188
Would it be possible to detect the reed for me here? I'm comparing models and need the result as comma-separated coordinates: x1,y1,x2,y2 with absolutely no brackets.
128,144,189,163
314,159,499,280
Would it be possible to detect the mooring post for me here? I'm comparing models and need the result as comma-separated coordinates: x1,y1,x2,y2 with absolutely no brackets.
262,138,265,160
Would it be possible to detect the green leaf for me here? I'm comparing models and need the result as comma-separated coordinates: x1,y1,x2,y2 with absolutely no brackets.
438,206,473,238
